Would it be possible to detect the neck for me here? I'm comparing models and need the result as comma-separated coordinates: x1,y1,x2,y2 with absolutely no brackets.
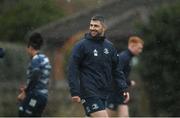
128,48,134,56
100,32,105,37
94,32,105,39
31,50,39,58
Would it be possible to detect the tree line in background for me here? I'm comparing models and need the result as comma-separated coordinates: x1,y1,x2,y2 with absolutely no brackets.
138,2,180,116
0,0,64,42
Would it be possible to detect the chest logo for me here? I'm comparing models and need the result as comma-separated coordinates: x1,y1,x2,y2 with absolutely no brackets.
92,103,99,110
104,48,109,54
93,49,98,56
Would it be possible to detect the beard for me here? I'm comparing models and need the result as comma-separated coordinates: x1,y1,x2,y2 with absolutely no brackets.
90,30,102,37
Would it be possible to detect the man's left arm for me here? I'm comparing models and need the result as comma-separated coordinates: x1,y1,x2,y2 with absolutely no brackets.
112,49,130,103
112,48,128,93
17,66,41,101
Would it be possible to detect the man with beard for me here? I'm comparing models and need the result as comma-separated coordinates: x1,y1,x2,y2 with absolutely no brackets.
68,15,128,117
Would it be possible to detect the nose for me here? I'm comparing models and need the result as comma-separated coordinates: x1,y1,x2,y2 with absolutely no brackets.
90,25,95,30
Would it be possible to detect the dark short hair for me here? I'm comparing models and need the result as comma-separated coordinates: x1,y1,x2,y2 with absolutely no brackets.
91,14,105,23
27,32,43,50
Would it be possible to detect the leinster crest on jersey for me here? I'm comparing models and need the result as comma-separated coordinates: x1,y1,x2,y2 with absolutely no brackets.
104,48,109,54
93,49,98,56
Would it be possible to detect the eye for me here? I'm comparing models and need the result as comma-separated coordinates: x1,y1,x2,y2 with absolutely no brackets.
94,25,99,27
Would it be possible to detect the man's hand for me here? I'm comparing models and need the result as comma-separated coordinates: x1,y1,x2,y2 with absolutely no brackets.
71,96,81,103
123,92,130,104
17,85,26,101
130,80,136,87
17,90,26,101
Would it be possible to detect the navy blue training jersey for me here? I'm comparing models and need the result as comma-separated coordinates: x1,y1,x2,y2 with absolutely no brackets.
68,33,127,99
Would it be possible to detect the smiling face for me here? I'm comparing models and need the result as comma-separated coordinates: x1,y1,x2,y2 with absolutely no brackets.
89,20,106,37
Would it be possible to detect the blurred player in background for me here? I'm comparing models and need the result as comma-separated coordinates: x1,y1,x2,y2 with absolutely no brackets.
17,32,51,116
107,36,144,117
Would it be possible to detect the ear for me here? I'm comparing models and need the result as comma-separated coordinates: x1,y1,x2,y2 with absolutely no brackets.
102,23,107,32
28,46,34,52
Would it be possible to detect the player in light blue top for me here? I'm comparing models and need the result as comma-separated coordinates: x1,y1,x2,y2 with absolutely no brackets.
17,32,51,116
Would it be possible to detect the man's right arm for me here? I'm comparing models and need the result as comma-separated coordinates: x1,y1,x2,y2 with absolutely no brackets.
68,42,84,99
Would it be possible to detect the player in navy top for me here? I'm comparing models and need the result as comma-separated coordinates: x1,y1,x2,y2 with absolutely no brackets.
68,15,128,117
107,36,144,117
